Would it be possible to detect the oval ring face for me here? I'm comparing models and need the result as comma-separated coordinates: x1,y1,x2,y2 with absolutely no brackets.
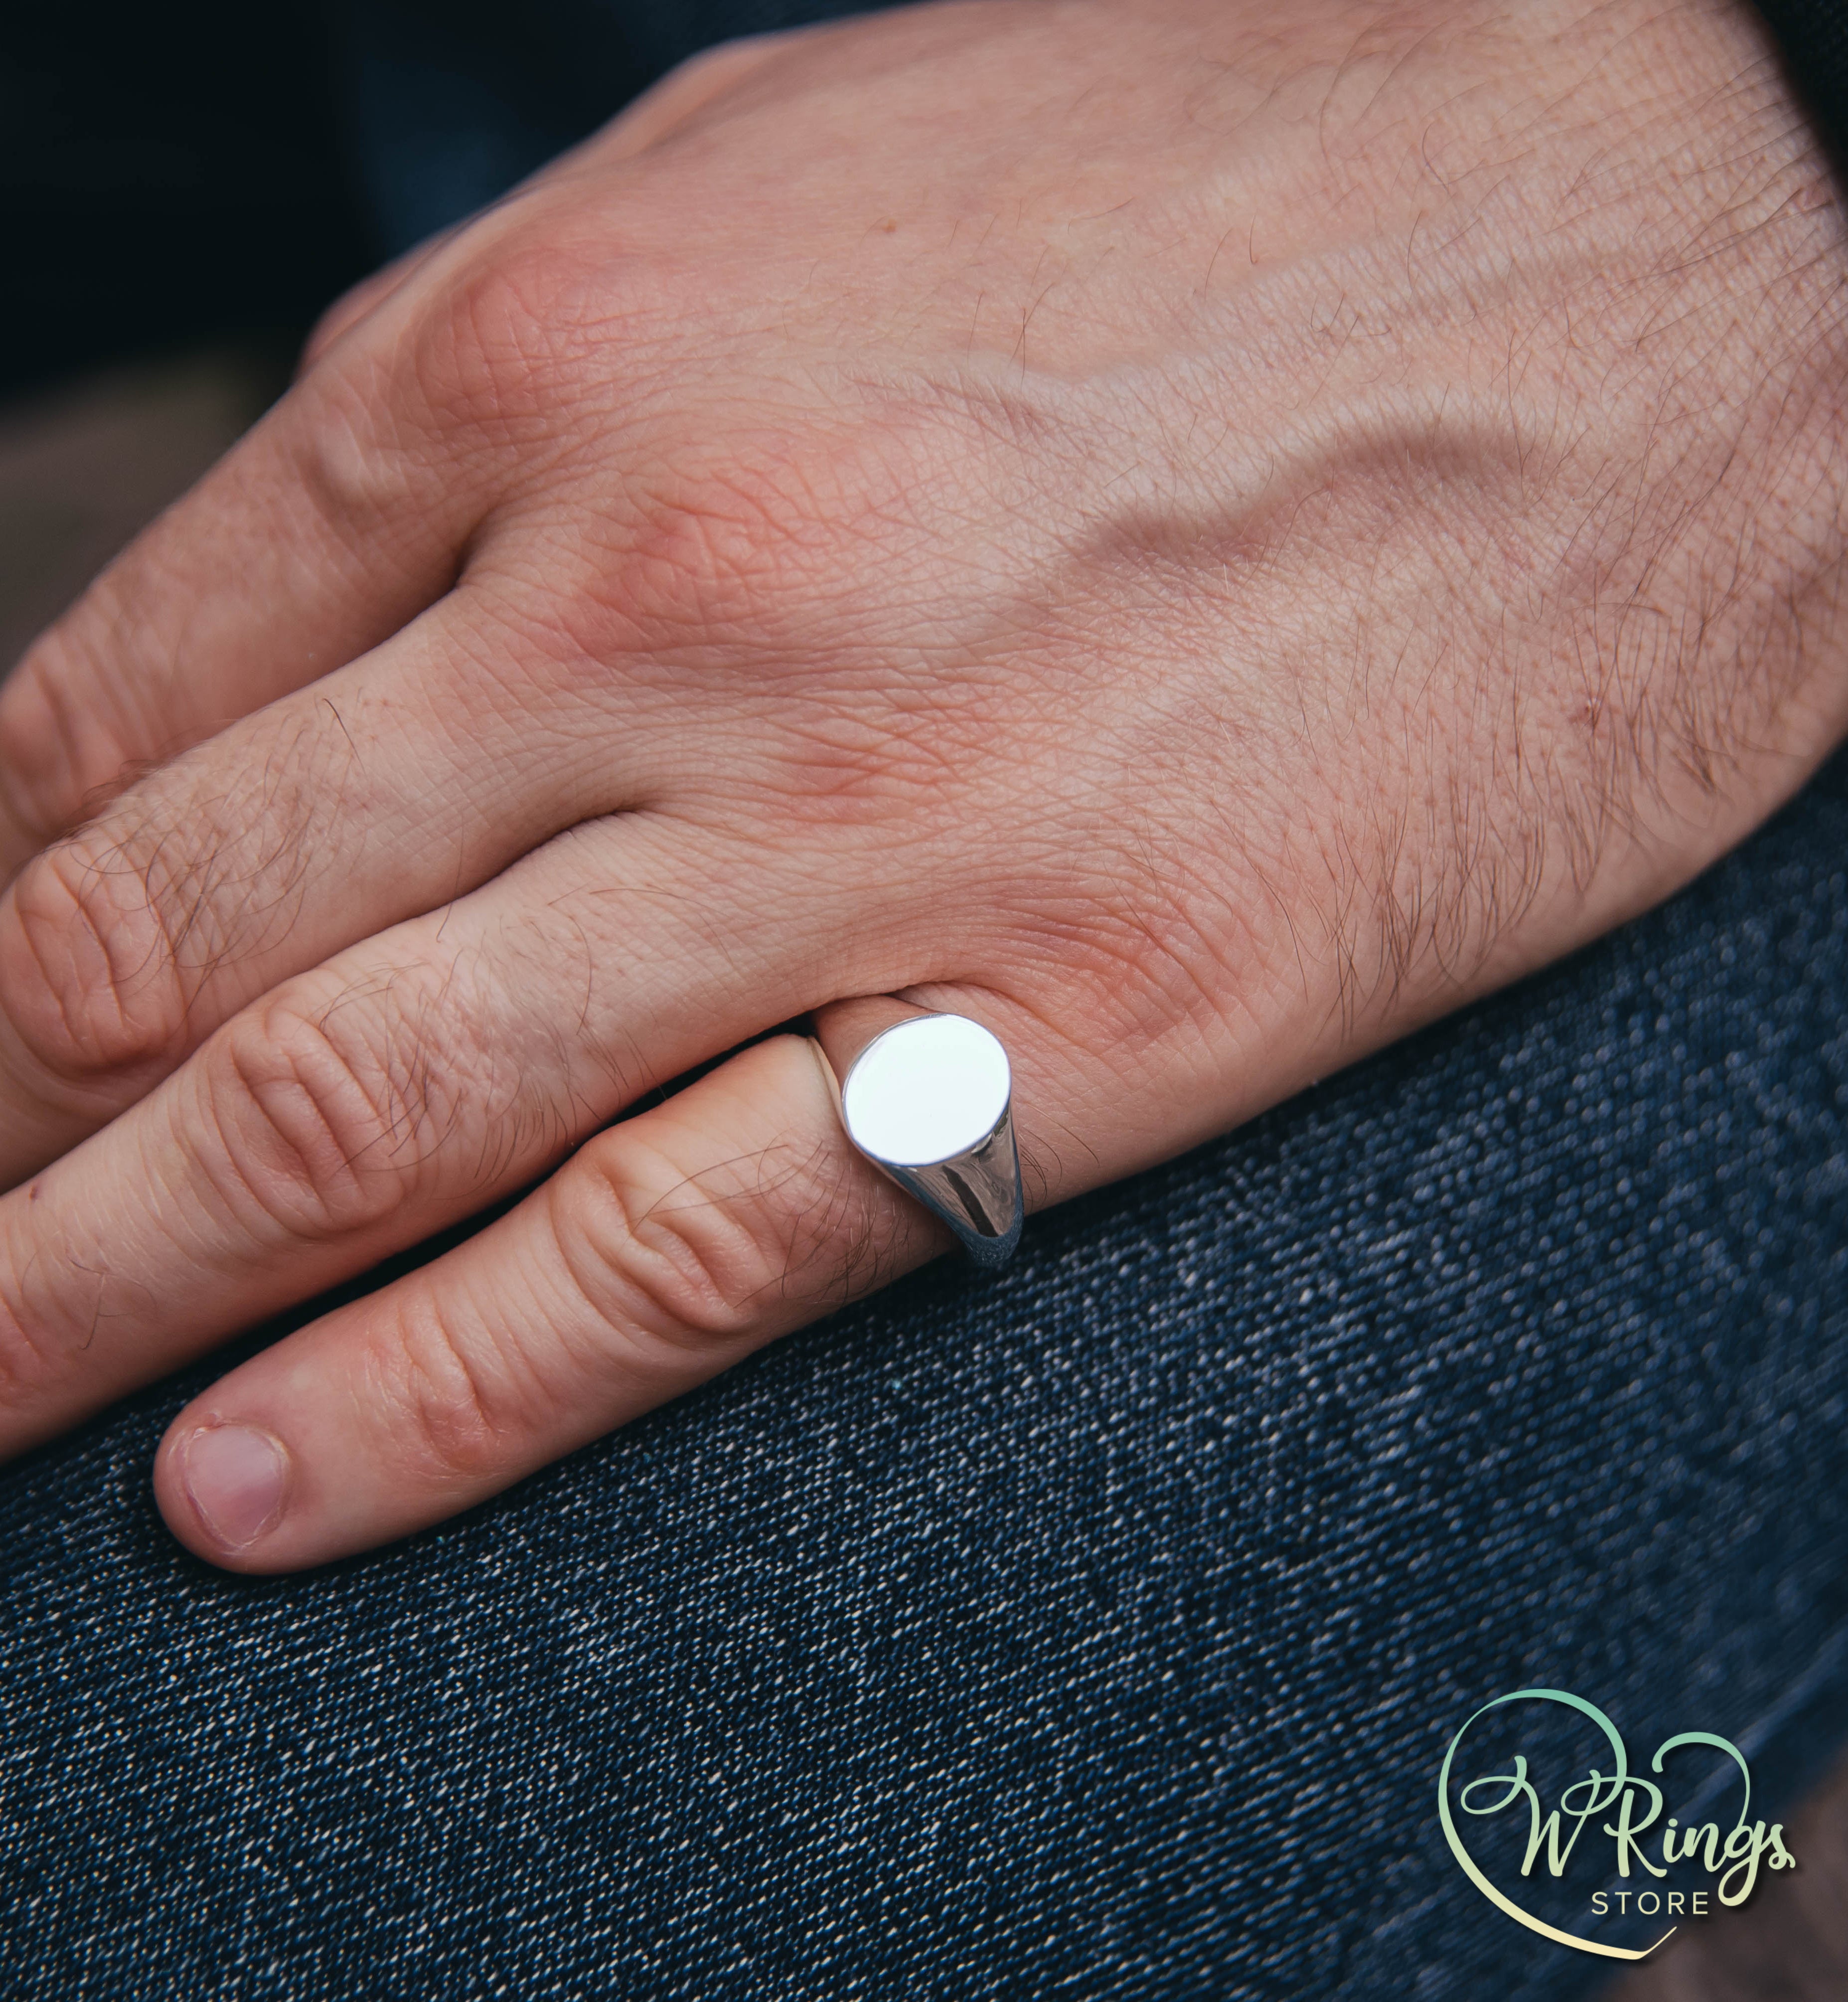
839,1014,1012,1168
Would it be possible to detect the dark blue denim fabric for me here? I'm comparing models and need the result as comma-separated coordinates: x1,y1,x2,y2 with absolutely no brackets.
4,745,1848,1996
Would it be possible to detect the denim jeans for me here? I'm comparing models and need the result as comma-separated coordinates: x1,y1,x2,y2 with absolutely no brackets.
5,761,1848,1997
6,9,1848,1996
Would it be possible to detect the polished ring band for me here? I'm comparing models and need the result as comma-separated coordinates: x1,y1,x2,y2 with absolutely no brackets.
820,1009,1023,1270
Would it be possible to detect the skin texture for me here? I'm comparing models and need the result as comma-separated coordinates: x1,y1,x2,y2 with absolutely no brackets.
0,0,1841,1569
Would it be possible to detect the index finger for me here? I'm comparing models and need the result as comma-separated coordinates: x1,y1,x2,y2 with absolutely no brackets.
0,320,490,873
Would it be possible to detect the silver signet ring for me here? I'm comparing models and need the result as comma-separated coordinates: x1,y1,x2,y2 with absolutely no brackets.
831,1012,1023,1270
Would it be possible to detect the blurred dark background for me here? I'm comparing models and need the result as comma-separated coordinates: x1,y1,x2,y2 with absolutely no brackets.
0,4,370,398
0,0,657,667
0,3,374,667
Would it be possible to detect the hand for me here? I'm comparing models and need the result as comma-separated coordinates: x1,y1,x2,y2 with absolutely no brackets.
0,0,1841,1569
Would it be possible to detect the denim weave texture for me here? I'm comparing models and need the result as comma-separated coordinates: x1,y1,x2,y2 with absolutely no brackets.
3,740,1848,1997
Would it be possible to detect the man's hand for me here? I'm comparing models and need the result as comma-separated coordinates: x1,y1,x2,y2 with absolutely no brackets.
0,0,1841,1568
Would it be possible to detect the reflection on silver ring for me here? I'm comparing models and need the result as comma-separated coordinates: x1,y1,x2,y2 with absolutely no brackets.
828,1012,1022,1271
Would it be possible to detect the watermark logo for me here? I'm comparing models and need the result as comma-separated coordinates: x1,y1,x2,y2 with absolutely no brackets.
1436,1687,1796,1960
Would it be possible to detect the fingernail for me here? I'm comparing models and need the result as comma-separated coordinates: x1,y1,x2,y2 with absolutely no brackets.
181,1424,288,1550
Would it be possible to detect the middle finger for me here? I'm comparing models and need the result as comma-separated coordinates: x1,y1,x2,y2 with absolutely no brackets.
0,805,882,1456
0,588,675,1186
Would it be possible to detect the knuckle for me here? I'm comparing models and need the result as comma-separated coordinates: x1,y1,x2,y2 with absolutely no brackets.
615,427,908,649
561,1126,834,1349
367,1297,534,1491
0,1243,128,1441
0,614,142,845
403,237,622,440
288,361,441,538
196,990,460,1244
0,709,370,1101
0,832,189,1093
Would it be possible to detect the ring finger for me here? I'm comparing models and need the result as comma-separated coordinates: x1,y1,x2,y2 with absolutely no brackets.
0,808,868,1456
154,1025,947,1571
